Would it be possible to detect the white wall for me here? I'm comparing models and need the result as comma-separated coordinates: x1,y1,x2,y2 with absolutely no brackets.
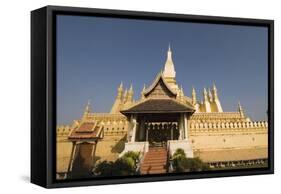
0,0,279,193
191,133,268,150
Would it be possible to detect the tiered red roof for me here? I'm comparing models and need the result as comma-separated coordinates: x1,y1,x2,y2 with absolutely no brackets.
68,122,103,141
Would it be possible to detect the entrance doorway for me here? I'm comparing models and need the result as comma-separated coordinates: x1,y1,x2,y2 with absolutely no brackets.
145,122,179,147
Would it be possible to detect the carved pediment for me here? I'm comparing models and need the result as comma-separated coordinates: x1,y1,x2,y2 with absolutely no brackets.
145,76,176,99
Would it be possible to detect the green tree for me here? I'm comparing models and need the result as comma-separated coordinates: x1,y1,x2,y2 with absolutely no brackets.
93,161,115,176
172,149,210,172
94,151,140,176
123,151,140,164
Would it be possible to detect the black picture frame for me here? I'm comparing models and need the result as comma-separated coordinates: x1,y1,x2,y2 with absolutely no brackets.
31,5,274,188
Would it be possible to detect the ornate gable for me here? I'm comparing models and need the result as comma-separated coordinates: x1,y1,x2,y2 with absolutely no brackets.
146,79,175,98
143,73,177,99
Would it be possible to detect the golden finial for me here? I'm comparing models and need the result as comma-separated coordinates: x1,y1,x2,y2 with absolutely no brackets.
213,82,217,91
192,86,197,105
238,101,245,118
203,87,207,95
84,100,91,115
208,88,212,101
129,83,133,92
119,81,123,89
142,84,146,92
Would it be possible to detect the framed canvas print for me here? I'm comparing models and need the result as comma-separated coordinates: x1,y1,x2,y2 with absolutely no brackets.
31,5,274,188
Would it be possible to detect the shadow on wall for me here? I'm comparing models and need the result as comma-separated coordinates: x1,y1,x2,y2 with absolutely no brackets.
93,156,101,165
111,134,127,153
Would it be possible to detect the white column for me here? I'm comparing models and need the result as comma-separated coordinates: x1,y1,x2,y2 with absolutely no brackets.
139,119,145,141
170,123,173,140
146,127,148,141
178,114,184,140
126,118,132,142
131,115,137,142
178,118,181,140
184,113,189,140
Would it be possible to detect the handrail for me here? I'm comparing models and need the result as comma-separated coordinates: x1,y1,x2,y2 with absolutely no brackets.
136,143,147,173
167,141,173,173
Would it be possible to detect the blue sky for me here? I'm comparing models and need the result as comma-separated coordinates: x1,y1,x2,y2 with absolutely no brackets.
57,15,268,125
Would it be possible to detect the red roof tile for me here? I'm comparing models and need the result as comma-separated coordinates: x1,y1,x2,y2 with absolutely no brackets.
68,122,103,141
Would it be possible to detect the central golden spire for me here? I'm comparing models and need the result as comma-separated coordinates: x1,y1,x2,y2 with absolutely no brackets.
162,44,178,92
163,44,176,79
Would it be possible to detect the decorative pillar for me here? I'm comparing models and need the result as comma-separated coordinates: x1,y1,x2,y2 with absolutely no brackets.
146,126,149,142
139,118,145,141
131,115,137,142
184,113,189,140
126,118,132,142
177,118,181,140
67,141,77,175
169,123,174,140
178,114,184,140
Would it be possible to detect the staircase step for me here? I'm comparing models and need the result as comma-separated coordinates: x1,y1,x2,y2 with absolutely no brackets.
145,153,167,155
149,148,167,151
147,149,167,152
147,150,166,153
141,166,166,171
140,148,168,175
144,156,166,159
146,151,167,154
146,153,167,156
143,159,167,163
142,161,166,166
144,155,167,159
141,164,166,169
140,169,167,174
146,152,166,155
149,148,167,150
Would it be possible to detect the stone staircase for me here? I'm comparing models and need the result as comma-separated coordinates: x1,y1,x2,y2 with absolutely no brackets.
140,147,168,175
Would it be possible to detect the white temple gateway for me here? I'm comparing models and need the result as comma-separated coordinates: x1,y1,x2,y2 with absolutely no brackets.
56,46,268,178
